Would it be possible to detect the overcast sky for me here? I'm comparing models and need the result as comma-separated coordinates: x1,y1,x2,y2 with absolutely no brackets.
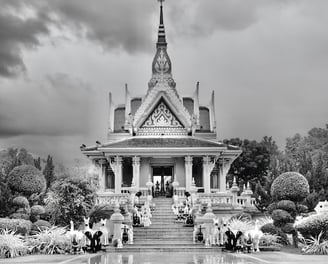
0,0,327,164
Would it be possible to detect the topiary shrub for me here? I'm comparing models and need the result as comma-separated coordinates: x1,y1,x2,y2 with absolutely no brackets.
260,223,289,245
267,202,277,214
12,196,29,208
271,172,309,202
7,165,46,196
271,209,294,227
281,223,296,234
277,200,296,213
30,205,46,222
296,204,308,214
9,213,30,220
295,214,328,239
31,220,52,234
0,218,32,235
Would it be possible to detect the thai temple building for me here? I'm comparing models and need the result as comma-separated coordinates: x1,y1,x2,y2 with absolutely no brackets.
81,1,254,211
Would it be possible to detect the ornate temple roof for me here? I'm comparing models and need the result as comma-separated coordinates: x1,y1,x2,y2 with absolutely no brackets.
80,1,241,159
102,137,226,148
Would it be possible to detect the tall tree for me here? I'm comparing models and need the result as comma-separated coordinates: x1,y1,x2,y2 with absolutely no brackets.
43,155,55,189
34,157,42,170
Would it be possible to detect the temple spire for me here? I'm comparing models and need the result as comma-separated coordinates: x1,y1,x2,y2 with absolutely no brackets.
149,0,174,89
157,0,167,48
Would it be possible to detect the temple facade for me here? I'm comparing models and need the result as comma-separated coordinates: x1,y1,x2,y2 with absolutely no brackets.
81,2,242,204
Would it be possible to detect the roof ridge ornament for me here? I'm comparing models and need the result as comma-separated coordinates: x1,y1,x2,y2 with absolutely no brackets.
150,0,174,88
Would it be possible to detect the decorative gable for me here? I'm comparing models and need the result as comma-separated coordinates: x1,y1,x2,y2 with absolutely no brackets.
137,99,187,136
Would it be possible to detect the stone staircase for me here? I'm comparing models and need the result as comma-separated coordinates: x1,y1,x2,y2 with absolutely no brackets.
108,197,220,252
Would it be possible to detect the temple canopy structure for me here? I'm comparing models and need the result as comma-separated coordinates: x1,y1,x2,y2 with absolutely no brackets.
81,1,242,201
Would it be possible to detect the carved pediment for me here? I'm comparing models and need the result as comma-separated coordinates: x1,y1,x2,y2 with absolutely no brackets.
137,99,187,136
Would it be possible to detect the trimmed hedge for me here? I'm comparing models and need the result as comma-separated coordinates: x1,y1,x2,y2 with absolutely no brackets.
260,223,289,245
296,204,308,214
7,165,46,196
271,209,294,226
295,213,328,239
277,200,296,212
281,223,296,234
31,220,51,233
12,196,29,208
271,172,309,202
9,213,30,220
31,205,45,216
267,202,277,214
0,218,32,235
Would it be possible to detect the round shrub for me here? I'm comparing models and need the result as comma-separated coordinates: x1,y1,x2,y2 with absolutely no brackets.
277,200,296,212
31,205,45,216
9,213,30,220
7,165,46,196
31,219,51,233
296,204,308,214
295,213,328,239
267,202,277,214
12,196,29,208
281,223,296,234
260,223,289,245
271,209,294,226
0,218,32,235
271,172,309,202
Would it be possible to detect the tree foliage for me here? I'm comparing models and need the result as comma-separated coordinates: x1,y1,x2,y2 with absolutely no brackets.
43,155,55,189
224,137,275,186
7,165,46,196
44,169,95,226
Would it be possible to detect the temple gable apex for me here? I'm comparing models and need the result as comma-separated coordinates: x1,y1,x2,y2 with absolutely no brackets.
134,93,191,136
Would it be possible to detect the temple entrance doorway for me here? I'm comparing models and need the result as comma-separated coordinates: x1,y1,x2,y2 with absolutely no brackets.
152,166,173,197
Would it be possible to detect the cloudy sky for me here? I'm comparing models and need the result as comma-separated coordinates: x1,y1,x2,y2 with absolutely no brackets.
0,0,327,164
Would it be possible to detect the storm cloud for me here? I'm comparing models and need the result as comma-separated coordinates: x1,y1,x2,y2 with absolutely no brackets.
0,0,328,164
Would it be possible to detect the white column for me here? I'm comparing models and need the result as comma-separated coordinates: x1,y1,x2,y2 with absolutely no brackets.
98,159,107,192
185,156,193,192
203,156,216,193
219,158,232,192
109,156,123,194
203,156,211,193
132,156,140,189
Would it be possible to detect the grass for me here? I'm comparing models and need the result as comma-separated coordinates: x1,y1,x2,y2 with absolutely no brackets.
0,229,28,258
27,226,71,255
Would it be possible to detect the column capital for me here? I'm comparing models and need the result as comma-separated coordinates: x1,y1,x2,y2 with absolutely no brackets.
203,156,211,163
132,156,140,164
114,156,122,164
185,156,193,164
98,159,107,165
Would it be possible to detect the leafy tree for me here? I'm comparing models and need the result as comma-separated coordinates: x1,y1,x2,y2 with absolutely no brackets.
0,169,13,217
34,157,42,170
43,155,55,189
283,124,328,196
45,169,95,226
16,148,34,166
7,165,46,197
224,137,276,188
0,148,19,176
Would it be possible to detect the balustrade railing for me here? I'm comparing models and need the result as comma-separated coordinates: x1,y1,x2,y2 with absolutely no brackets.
96,192,130,205
175,187,186,197
198,193,233,205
